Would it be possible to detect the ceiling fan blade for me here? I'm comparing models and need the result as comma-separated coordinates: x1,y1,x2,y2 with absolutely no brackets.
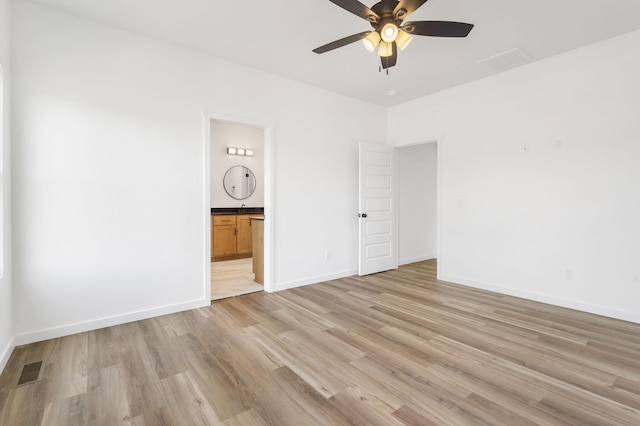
403,21,474,37
312,31,371,54
393,0,429,19
381,42,397,69
328,0,380,23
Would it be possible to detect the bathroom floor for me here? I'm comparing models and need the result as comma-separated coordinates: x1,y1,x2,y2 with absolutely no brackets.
211,258,263,301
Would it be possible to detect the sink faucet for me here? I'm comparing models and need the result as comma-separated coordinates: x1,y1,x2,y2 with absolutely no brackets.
240,204,245,212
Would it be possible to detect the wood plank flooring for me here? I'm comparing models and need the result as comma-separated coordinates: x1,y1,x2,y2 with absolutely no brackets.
1,259,640,425
211,258,263,301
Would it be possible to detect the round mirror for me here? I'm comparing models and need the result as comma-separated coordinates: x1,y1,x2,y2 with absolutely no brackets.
223,166,256,200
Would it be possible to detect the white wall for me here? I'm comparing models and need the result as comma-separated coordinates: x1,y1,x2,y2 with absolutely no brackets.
398,143,437,265
210,121,264,208
0,0,13,371
12,0,637,354
389,29,640,323
11,2,386,343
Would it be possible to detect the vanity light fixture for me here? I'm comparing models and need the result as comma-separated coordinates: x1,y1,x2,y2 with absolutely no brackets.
227,147,255,156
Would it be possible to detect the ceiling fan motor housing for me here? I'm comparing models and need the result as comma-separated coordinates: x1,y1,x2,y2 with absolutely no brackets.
369,0,405,33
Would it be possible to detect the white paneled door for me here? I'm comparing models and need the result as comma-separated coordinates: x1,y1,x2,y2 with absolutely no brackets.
358,143,397,276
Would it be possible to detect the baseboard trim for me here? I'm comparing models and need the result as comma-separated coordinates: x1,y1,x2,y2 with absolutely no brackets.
13,299,206,347
439,274,640,324
274,269,358,292
0,336,16,375
399,254,436,266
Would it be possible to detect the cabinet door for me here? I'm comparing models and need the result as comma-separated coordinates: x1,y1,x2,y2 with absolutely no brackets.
213,224,237,257
236,215,253,255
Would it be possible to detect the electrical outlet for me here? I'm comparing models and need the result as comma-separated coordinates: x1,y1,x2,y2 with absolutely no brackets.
565,269,573,281
325,251,332,261
633,275,639,284
555,138,562,149
523,143,529,152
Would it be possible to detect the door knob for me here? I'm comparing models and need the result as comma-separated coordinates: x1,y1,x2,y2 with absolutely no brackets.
359,213,368,218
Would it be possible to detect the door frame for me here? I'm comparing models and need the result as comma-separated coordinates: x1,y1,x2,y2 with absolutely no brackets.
203,111,275,303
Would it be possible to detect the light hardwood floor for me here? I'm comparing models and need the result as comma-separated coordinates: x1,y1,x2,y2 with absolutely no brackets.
1,260,639,425
211,258,263,301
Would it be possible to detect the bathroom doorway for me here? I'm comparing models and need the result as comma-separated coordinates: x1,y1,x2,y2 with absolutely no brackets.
203,113,274,303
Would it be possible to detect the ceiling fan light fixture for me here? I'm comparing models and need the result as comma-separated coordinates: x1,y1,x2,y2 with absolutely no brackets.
380,23,399,43
362,31,381,52
377,41,393,58
395,30,413,51
311,0,474,71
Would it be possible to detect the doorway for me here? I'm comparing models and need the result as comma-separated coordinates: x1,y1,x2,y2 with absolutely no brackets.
397,141,438,266
203,112,274,303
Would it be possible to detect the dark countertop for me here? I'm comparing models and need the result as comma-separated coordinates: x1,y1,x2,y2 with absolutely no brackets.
211,207,264,215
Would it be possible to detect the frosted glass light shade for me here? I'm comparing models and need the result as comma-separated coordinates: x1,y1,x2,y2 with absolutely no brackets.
227,147,237,155
380,23,398,42
377,41,393,57
362,31,381,52
396,30,413,51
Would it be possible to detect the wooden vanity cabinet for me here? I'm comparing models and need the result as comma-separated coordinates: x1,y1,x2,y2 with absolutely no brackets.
211,214,262,261
212,215,236,259
236,215,253,255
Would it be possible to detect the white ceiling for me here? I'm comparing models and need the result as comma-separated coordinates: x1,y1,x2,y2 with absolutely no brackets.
23,0,640,107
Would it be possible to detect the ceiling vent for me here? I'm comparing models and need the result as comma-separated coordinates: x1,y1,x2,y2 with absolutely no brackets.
478,47,533,72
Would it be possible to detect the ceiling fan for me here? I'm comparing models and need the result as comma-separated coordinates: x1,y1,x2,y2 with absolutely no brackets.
313,0,474,71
